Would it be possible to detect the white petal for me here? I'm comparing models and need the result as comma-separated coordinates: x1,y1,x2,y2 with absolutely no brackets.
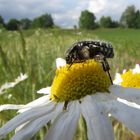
103,100,140,135
0,101,56,139
133,64,140,74
11,103,63,140
2,82,15,88
56,58,66,69
18,95,50,113
15,73,28,83
110,85,140,105
45,101,80,140
117,98,140,109
90,93,114,102
113,73,122,85
37,87,51,94
0,73,28,95
81,96,114,140
19,73,28,80
123,69,126,74
0,104,24,112
0,82,15,94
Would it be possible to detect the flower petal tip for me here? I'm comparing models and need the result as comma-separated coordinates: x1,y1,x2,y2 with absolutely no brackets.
56,58,66,69
37,87,51,94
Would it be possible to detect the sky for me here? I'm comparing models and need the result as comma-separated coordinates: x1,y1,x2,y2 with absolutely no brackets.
0,0,140,28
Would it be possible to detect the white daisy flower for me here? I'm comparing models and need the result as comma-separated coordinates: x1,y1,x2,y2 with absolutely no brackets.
0,73,28,95
114,64,140,88
1,59,140,140
15,73,28,84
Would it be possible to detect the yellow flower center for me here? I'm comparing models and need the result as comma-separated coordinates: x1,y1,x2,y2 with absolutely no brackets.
121,70,140,88
51,60,111,101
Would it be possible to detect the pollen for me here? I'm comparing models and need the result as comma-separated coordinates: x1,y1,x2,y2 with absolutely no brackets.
121,70,140,88
51,60,111,101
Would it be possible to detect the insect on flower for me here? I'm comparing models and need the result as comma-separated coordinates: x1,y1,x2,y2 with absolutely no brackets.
65,40,114,84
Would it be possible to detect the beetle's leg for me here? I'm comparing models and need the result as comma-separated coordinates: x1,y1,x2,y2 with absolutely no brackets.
101,59,110,71
107,70,113,84
101,59,113,84
94,54,104,63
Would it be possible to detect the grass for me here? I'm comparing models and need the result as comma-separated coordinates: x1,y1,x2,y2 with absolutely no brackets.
0,28,140,139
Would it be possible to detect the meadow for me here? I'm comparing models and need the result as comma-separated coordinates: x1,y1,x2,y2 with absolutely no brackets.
0,28,140,140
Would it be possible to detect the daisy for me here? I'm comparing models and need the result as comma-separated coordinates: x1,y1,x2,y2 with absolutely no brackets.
113,64,140,105
1,59,140,140
114,64,140,88
0,73,28,95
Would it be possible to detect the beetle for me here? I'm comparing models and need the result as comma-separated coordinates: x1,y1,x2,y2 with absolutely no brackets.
65,40,114,84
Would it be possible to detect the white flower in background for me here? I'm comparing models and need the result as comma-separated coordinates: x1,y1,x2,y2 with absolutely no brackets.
15,73,28,83
132,64,140,74
1,59,140,140
113,73,123,85
114,64,140,88
0,73,28,95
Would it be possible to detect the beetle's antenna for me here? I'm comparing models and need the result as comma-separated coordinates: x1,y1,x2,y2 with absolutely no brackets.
68,63,72,69
67,60,74,70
